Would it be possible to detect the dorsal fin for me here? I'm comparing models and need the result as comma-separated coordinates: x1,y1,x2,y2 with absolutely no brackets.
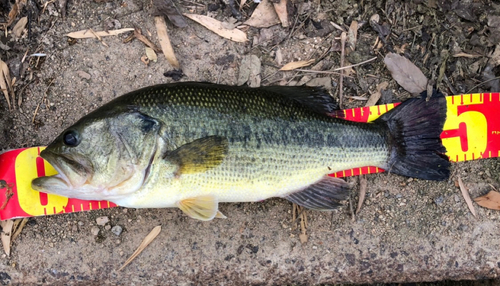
260,85,339,115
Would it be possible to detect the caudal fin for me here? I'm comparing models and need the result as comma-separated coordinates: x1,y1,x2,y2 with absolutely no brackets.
375,90,450,181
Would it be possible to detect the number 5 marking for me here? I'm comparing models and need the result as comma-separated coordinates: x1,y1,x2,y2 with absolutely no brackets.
442,99,488,162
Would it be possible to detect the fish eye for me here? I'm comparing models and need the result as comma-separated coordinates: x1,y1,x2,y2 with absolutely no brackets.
63,130,80,147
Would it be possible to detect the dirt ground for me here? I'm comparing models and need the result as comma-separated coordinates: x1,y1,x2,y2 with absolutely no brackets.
0,0,500,284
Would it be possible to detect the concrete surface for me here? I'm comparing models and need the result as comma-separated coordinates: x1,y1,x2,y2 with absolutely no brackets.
0,0,499,284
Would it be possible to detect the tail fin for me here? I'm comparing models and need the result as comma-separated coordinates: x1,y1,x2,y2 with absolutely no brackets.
375,90,450,181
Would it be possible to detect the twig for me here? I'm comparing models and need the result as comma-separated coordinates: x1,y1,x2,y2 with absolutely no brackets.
457,176,476,217
332,57,377,71
329,21,346,33
293,69,349,77
466,76,500,93
89,28,108,47
32,78,55,123
130,28,161,52
339,32,347,109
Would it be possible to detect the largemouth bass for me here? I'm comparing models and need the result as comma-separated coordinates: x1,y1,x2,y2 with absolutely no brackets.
32,82,450,221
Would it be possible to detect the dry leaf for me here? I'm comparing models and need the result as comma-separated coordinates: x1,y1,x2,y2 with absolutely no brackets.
237,55,261,87
243,0,280,28
457,176,477,217
119,226,161,271
0,220,14,256
145,47,158,62
280,59,315,71
384,53,427,94
184,13,248,43
66,28,134,39
490,44,500,67
365,81,389,106
356,175,367,214
347,21,358,51
474,190,500,210
7,3,19,27
11,218,28,242
273,0,289,27
453,52,482,58
0,59,14,110
12,17,28,38
155,16,180,68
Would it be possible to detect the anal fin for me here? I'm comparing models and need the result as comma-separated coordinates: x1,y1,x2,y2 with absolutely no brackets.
283,176,350,210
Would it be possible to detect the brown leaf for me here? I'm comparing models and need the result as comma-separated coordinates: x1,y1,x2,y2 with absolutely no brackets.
184,14,248,43
7,3,18,27
384,53,428,94
119,226,161,271
153,0,187,28
0,59,13,110
0,220,13,256
457,176,476,217
280,59,315,71
356,175,367,214
237,55,261,87
155,16,180,68
273,0,289,27
145,47,158,63
66,28,134,39
474,190,500,210
453,52,483,58
243,0,280,28
347,21,358,51
365,81,389,106
12,17,27,38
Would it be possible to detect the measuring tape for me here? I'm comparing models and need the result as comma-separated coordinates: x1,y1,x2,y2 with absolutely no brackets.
0,93,498,220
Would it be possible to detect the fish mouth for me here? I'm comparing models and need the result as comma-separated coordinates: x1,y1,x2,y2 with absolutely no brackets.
32,149,92,194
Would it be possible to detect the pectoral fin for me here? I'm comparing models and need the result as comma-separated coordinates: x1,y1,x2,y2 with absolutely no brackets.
283,176,350,210
165,136,228,175
176,195,220,221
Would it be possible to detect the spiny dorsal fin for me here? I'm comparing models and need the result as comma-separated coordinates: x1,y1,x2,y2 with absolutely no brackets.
165,136,228,175
176,195,219,221
282,176,350,210
260,85,339,115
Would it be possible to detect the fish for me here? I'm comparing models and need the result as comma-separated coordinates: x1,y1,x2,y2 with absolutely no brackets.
32,82,450,221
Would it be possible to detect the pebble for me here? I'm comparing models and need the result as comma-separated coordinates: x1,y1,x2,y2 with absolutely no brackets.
435,196,444,205
111,225,123,236
76,70,91,80
91,226,100,236
105,225,111,231
96,216,109,226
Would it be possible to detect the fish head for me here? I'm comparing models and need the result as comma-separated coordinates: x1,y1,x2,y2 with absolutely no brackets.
32,108,162,201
